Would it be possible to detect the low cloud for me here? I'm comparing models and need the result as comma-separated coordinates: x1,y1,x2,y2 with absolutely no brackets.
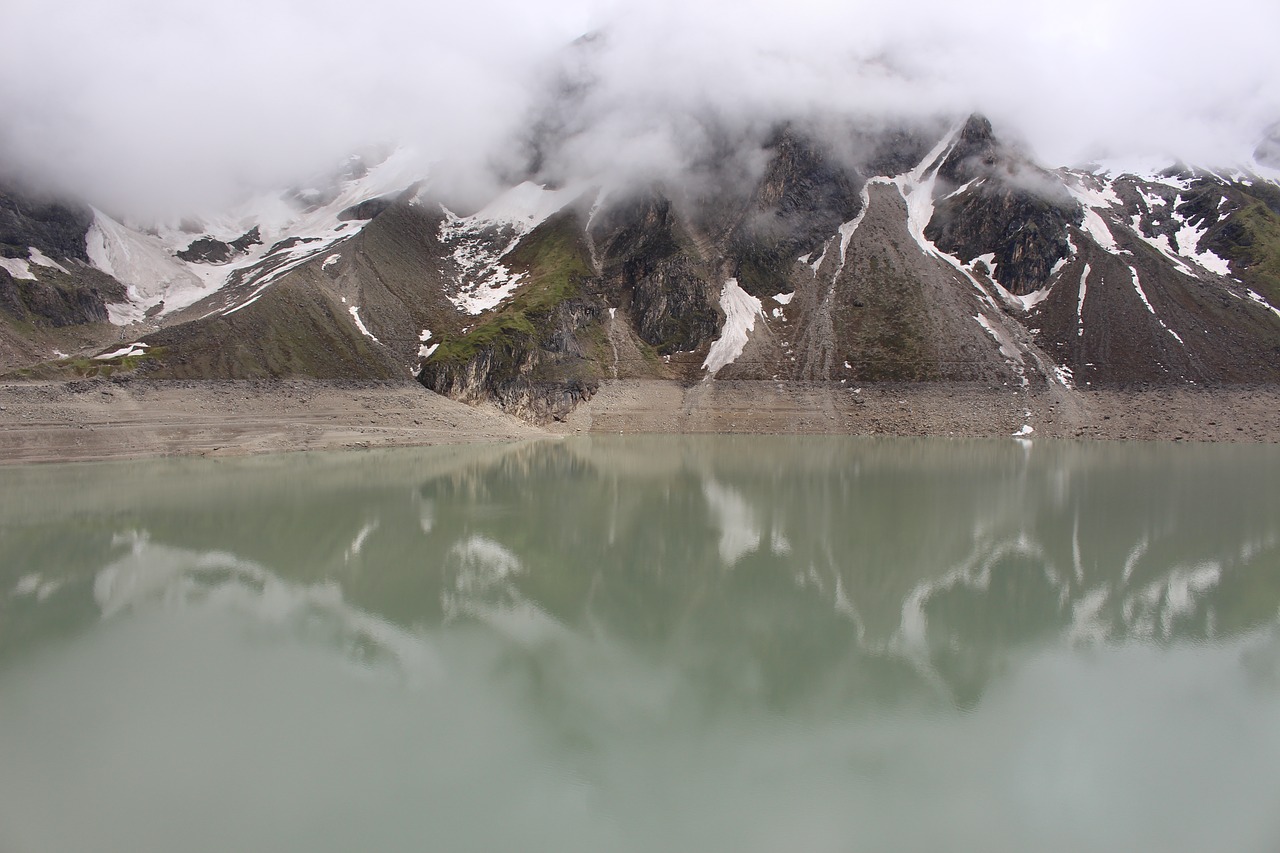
3,0,1277,218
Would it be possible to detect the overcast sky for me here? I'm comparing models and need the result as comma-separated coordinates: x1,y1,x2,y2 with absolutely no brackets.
3,0,1278,217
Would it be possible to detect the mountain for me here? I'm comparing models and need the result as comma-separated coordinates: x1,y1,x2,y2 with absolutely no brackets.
3,109,1280,423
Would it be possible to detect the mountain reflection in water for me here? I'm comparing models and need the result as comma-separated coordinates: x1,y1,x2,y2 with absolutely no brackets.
2,437,1278,853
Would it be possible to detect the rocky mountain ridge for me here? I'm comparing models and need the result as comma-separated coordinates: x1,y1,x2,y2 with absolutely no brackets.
3,113,1280,423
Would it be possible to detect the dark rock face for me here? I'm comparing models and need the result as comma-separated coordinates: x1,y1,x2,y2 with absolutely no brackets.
594,193,719,354
416,211,607,422
935,114,999,186
178,237,232,264
727,127,864,296
0,265,124,327
856,123,949,178
628,256,716,354
178,226,262,263
419,298,603,423
924,114,1080,295
230,226,262,253
926,183,1079,294
0,188,94,262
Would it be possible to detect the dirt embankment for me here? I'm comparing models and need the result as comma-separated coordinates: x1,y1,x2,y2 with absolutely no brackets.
554,380,1280,443
0,379,543,464
1,378,1277,465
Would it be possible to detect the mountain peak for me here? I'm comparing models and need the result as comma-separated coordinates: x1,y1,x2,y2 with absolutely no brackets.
1255,123,1280,170
935,113,1000,187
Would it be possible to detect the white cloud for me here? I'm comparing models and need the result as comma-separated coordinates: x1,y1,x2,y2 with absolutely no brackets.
2,0,1277,217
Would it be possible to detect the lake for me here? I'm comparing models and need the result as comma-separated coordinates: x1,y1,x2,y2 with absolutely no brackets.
2,436,1279,852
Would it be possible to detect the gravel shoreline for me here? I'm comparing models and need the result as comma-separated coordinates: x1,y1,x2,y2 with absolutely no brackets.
2,378,1277,464
556,380,1280,444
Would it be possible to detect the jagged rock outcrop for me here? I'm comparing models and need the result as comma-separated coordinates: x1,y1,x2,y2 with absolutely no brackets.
417,212,608,422
0,265,124,327
925,115,1080,295
0,188,94,262
0,186,126,343
419,297,602,422
177,226,262,263
726,127,864,297
593,193,719,355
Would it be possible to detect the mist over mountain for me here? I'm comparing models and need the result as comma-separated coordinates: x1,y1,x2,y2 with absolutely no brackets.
3,0,1278,218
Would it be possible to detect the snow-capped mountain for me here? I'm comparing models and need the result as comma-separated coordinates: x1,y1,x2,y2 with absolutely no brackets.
3,108,1280,420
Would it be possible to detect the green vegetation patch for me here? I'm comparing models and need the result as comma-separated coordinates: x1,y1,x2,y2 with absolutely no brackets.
1211,188,1280,305
426,212,593,372
6,347,168,380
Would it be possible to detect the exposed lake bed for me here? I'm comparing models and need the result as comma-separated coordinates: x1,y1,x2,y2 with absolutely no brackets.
2,378,1279,465
2,436,1279,852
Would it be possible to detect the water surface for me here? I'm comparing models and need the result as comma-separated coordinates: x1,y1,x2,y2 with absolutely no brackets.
2,437,1279,852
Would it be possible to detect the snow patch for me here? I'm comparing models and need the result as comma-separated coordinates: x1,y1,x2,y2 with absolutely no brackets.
0,247,71,280
1130,215,1195,276
0,256,34,280
417,329,438,359
471,180,582,227
884,126,1003,311
942,178,980,199
702,278,763,377
348,305,381,344
438,182,585,315
1246,289,1280,320
1129,266,1157,315
970,253,1051,312
28,247,69,273
322,253,341,270
1077,264,1090,336
1010,286,1053,312
1172,218,1231,275
1080,208,1118,252
221,293,263,316
95,342,149,360
972,252,997,273
88,211,206,323
772,291,794,305
808,239,830,274
1128,267,1185,345
150,147,428,319
1065,175,1123,255
974,314,1021,363
1066,171,1124,207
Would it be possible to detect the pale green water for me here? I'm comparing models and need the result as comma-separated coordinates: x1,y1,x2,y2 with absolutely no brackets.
1,436,1279,853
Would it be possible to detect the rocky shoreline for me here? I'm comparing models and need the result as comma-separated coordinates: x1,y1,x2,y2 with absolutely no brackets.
1,378,1277,465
